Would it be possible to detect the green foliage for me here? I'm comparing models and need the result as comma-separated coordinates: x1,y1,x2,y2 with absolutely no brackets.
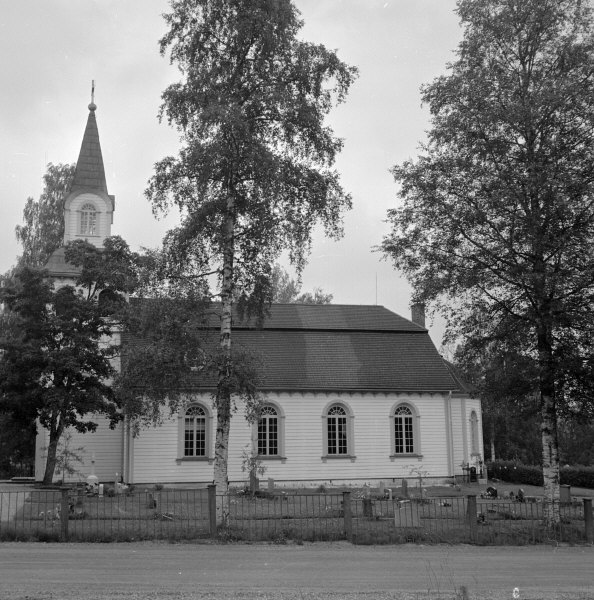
271,264,333,304
115,291,264,428
15,163,75,268
145,0,356,493
559,420,594,465
488,461,544,486
381,0,594,514
560,465,594,489
0,413,35,478
488,460,594,489
148,0,356,310
455,341,541,463
48,431,86,484
0,237,139,485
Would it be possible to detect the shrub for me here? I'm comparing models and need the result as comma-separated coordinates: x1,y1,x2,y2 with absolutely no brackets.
487,461,543,485
560,465,594,489
487,460,594,489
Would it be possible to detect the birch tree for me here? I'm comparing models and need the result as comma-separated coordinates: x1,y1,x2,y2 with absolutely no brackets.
381,0,594,523
15,163,75,268
146,0,356,507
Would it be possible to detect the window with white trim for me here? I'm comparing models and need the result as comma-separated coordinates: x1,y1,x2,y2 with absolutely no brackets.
327,405,348,455
184,405,206,457
80,203,97,235
258,405,278,456
394,405,414,454
321,401,355,459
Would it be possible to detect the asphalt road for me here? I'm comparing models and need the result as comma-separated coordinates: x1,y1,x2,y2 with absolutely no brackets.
0,541,592,600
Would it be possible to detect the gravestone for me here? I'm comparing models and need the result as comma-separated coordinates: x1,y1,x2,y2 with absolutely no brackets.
401,478,409,498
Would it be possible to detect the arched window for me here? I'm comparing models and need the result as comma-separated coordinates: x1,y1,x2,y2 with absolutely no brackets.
184,405,206,457
394,405,414,454
390,402,421,457
327,405,347,455
177,402,213,462
80,203,97,235
470,410,479,455
258,406,278,456
321,401,355,459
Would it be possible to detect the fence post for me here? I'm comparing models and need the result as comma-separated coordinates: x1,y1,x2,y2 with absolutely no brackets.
207,484,217,539
584,498,593,544
60,488,69,542
466,495,478,540
343,491,352,541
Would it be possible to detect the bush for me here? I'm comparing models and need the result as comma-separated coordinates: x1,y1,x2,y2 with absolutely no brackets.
560,465,594,489
487,460,594,489
487,461,543,485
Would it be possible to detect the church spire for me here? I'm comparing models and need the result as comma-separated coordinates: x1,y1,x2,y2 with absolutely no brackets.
70,81,108,194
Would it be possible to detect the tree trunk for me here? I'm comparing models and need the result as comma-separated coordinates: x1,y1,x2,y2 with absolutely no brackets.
42,426,61,486
538,325,560,525
213,197,236,525
541,390,560,524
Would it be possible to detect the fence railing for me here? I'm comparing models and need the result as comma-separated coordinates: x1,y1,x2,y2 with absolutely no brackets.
1,487,592,545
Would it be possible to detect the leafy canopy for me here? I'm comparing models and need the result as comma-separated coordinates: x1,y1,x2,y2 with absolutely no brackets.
15,163,75,268
380,0,594,517
147,0,357,309
0,236,140,484
381,0,594,381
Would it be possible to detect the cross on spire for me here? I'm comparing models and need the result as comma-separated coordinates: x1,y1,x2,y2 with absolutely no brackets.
89,80,97,112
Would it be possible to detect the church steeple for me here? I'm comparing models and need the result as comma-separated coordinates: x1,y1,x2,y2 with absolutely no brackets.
70,90,108,194
46,85,116,280
61,83,115,248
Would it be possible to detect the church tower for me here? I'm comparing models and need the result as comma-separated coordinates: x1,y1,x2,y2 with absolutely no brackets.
46,87,115,280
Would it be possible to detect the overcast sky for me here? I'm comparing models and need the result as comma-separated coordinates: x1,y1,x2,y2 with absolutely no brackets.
0,0,462,346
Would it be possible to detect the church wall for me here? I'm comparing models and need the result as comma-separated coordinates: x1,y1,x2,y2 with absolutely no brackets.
449,396,484,479
130,391,456,485
35,417,123,484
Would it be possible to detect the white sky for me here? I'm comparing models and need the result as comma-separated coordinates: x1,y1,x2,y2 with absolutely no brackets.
0,0,462,346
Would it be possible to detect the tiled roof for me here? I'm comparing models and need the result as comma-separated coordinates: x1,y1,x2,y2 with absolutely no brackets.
125,302,460,393
231,303,426,332
71,107,108,194
45,246,82,277
443,360,477,395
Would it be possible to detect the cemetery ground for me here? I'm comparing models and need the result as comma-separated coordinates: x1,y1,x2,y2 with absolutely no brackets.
1,479,593,544
0,540,592,600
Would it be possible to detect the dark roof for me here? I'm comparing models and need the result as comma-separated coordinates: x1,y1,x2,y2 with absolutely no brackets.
70,106,108,194
45,247,82,278
125,302,461,394
232,303,426,332
443,360,477,396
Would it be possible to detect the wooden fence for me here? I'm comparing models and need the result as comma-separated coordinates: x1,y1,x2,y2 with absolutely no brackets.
1,487,592,545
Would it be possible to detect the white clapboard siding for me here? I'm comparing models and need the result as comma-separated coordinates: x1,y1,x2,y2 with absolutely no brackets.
35,417,123,483
130,391,460,485
64,192,112,247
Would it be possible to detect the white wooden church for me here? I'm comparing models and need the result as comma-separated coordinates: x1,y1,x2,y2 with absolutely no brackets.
34,100,484,487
